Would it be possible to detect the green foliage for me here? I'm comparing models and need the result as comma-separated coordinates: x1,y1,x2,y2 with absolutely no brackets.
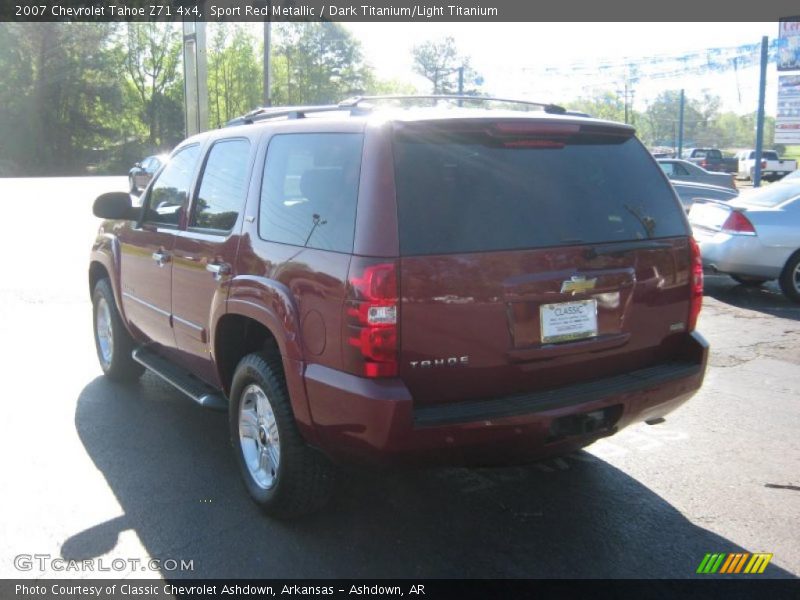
123,23,183,147
208,24,262,128
567,92,626,123
0,23,122,175
411,36,481,95
270,23,372,105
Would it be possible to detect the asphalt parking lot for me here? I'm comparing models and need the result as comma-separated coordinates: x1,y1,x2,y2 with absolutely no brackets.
0,177,798,579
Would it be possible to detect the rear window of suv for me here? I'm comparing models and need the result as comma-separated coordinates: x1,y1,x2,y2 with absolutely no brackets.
393,125,687,255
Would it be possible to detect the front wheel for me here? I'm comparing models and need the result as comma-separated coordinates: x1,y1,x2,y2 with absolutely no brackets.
229,352,334,518
92,278,144,382
779,252,800,303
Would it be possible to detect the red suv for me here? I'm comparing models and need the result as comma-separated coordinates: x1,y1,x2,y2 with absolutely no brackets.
90,97,708,517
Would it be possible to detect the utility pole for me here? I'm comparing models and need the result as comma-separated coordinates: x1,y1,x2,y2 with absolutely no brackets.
457,66,464,106
263,22,271,107
677,89,685,158
753,36,768,188
183,21,208,136
624,81,628,124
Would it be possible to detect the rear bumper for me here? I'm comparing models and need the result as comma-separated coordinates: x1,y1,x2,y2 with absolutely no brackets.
694,230,787,279
303,332,709,466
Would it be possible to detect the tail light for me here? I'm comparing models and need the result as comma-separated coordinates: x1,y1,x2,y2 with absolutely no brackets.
761,159,767,169
721,211,756,236
688,237,704,332
344,259,398,378
700,160,708,168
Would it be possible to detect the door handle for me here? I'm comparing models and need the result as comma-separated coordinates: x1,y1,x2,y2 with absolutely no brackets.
206,262,230,281
152,251,171,267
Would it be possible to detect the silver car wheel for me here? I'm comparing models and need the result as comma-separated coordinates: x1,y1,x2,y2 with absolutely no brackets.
793,262,800,293
95,296,114,368
239,383,281,490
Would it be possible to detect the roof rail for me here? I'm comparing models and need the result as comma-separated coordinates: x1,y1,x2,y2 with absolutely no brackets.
224,104,349,127
225,94,570,127
338,94,567,114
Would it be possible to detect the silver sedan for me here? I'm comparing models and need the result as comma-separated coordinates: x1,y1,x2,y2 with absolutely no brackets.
688,181,800,302
658,159,737,190
672,180,738,211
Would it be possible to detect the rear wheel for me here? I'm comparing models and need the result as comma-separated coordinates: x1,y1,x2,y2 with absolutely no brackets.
92,278,144,382
229,352,334,518
779,252,800,303
731,275,768,287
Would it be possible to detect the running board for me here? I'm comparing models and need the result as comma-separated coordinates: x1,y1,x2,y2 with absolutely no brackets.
132,347,228,411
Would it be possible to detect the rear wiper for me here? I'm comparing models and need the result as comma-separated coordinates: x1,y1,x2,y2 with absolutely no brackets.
584,240,673,259
624,204,656,238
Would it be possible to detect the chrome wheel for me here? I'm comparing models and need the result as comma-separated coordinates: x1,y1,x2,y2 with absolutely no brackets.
95,296,114,368
793,262,800,293
239,383,281,490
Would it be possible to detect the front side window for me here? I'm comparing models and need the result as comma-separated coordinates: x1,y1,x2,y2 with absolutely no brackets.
191,139,251,232
145,145,201,226
259,133,363,253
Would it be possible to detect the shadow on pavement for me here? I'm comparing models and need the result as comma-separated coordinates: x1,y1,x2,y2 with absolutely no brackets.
703,273,800,321
63,375,795,579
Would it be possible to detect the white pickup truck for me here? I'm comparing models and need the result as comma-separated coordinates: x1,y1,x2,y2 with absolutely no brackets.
735,150,797,182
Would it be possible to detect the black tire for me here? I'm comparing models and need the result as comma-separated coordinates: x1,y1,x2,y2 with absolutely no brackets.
730,275,768,287
229,352,334,518
778,251,800,303
92,278,144,382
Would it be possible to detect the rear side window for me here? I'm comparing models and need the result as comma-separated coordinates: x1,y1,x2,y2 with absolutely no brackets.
192,138,251,232
393,128,688,255
145,145,201,226
259,133,363,253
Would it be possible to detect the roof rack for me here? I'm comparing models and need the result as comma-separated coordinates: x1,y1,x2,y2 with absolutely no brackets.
225,94,569,127
224,104,350,127
338,95,567,114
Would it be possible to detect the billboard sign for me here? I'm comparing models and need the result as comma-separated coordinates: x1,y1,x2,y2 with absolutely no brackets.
778,18,800,71
776,75,800,144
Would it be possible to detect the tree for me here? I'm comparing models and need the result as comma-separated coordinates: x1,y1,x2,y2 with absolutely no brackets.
0,23,120,175
641,90,706,149
271,23,372,105
411,37,480,95
208,24,262,128
567,91,625,123
124,23,182,146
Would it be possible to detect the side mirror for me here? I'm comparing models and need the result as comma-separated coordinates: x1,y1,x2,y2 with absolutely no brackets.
134,162,142,168
93,192,138,220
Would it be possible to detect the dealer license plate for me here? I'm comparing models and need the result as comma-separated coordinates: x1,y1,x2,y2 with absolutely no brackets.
540,299,598,344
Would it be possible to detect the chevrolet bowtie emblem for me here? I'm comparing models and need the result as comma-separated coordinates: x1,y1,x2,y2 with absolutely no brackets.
560,276,597,294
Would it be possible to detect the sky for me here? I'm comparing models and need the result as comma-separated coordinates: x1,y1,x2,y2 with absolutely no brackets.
343,22,783,116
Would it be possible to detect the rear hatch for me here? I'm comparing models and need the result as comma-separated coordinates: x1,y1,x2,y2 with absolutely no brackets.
392,118,694,405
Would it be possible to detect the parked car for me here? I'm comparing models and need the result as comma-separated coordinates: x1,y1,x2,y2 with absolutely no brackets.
671,180,739,211
775,168,800,184
89,97,708,517
735,149,797,182
689,181,800,301
128,154,167,193
657,158,736,190
681,148,738,174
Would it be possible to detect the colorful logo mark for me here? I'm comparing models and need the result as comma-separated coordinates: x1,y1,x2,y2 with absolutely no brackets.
697,552,773,574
